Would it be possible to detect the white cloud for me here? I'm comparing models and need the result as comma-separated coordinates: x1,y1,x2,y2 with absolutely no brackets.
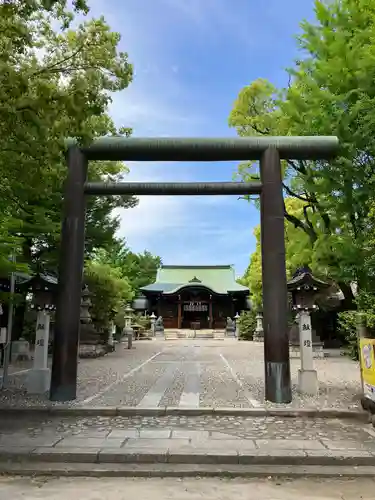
115,166,241,251
81,0,258,272
108,89,205,137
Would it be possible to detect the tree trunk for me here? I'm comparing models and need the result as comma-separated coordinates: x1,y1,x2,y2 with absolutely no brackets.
338,281,356,311
12,238,33,340
12,300,27,341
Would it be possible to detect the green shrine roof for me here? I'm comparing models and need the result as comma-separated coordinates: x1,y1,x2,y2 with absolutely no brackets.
140,265,249,295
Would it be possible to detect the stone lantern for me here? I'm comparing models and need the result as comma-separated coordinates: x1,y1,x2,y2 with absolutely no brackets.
253,310,264,342
150,312,156,336
80,285,92,324
287,266,330,395
78,285,100,348
27,274,57,395
123,303,134,349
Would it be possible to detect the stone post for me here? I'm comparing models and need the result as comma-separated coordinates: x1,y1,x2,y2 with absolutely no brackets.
287,268,330,397
27,310,51,394
253,312,264,342
297,310,318,395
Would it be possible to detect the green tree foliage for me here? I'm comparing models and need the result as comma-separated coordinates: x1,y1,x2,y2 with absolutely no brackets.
84,259,133,331
229,0,375,305
0,1,166,343
95,239,162,294
0,0,136,275
241,198,317,308
84,240,161,331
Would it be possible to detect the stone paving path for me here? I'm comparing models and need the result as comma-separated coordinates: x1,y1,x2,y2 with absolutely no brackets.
0,340,362,410
0,413,374,465
1,414,371,440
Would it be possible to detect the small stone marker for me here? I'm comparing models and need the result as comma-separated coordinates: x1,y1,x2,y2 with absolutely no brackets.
297,311,318,395
27,310,51,394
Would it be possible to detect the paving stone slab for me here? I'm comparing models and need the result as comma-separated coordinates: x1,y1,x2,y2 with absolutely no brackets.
0,436,62,447
238,449,307,465
139,429,171,439
171,430,210,440
70,429,112,438
98,448,168,463
55,437,126,448
323,440,375,451
167,448,238,464
31,447,100,463
255,439,326,450
124,438,189,449
107,429,139,439
2,444,375,467
305,449,375,466
197,439,257,451
209,431,241,440
0,447,36,460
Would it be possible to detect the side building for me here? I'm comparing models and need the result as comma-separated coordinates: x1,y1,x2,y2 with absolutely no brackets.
140,265,250,330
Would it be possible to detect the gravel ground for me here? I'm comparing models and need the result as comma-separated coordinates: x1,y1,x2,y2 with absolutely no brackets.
90,364,167,406
0,342,163,407
200,364,250,407
0,414,373,442
2,477,375,500
159,368,185,407
224,343,361,409
0,340,363,409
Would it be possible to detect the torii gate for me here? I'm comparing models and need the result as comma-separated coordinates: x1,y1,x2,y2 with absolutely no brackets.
49,136,338,404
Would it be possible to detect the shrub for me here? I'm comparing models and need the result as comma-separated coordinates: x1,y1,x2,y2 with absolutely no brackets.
337,291,375,361
134,314,151,332
337,311,359,360
237,310,256,341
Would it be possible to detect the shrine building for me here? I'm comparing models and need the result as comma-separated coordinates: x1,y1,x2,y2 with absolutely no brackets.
140,265,250,330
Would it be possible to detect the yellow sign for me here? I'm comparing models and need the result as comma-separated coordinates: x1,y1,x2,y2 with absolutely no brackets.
360,338,375,401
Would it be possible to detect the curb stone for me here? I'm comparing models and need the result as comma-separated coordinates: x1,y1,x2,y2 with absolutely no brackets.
0,406,368,420
1,462,375,478
1,448,375,467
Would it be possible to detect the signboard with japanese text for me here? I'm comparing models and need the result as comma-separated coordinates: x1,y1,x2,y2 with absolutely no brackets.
183,302,208,312
360,338,375,402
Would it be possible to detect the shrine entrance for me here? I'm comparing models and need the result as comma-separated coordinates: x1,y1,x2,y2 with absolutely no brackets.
50,136,338,405
182,302,209,330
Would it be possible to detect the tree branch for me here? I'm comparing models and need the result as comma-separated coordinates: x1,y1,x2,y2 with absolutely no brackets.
282,182,312,202
287,159,307,175
284,201,317,243
303,204,316,235
30,43,87,77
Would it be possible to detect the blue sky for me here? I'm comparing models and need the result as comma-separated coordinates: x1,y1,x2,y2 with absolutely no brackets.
87,0,316,276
